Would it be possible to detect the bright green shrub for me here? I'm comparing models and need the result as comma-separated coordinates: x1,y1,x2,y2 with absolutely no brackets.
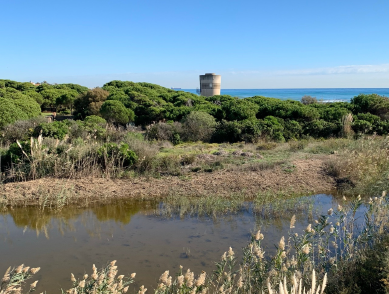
97,143,138,168
282,119,303,140
0,98,29,128
34,121,69,140
352,120,373,134
304,120,341,138
84,115,107,125
351,94,389,119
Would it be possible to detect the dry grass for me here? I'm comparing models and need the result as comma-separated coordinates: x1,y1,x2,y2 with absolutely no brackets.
324,136,389,194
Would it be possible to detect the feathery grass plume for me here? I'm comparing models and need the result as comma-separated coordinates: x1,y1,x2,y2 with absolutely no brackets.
185,269,195,288
159,270,169,285
255,229,264,241
177,275,185,288
279,236,285,250
0,264,40,294
290,215,296,229
267,271,327,294
341,113,353,138
227,247,234,259
30,280,38,289
2,267,11,283
195,271,206,287
138,285,147,294
64,261,135,294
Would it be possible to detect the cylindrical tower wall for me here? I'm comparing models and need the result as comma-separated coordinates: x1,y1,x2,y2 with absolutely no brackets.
199,73,221,97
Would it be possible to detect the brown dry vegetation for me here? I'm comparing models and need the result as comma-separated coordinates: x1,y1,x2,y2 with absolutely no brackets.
0,157,335,206
1,135,389,207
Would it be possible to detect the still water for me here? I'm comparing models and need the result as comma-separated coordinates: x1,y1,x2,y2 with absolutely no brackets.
0,194,345,293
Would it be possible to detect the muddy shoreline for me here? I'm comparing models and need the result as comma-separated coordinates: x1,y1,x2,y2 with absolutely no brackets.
0,158,336,206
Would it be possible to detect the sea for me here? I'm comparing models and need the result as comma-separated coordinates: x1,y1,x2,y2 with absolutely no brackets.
181,88,389,102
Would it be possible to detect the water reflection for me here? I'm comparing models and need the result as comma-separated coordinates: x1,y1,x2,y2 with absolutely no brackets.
0,194,340,293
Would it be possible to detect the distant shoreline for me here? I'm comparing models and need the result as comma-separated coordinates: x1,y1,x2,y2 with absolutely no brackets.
179,88,389,101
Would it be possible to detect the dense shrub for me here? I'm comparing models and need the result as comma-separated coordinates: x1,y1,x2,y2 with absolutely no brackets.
145,122,183,144
2,79,389,144
0,98,29,128
351,94,389,119
181,111,216,142
212,120,243,143
301,95,317,105
1,140,32,170
304,120,341,138
34,121,69,140
97,143,138,168
100,100,135,125
0,117,47,144
74,88,110,119
84,115,107,125
352,120,373,134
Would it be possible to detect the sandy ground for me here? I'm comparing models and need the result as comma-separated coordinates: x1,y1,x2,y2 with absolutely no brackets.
0,158,336,205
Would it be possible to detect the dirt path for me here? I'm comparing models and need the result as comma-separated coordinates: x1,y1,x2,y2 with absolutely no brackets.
0,158,336,205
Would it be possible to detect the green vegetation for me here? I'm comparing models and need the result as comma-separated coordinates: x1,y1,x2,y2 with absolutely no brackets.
2,79,389,294
2,79,389,144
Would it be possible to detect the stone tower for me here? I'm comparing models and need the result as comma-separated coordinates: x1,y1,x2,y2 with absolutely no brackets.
199,73,221,97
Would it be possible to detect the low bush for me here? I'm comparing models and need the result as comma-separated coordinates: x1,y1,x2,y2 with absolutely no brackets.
145,122,183,144
97,143,138,169
0,116,47,145
34,121,69,140
181,111,216,142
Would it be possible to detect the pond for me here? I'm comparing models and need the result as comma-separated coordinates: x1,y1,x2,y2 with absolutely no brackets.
0,194,348,293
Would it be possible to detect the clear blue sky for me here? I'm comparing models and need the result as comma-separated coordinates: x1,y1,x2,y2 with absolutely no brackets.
1,0,389,88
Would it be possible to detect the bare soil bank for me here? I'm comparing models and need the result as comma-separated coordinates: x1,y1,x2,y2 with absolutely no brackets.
0,158,336,205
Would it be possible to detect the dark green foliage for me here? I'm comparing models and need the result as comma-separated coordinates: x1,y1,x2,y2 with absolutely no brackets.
56,91,79,113
282,119,303,140
100,100,134,125
311,103,352,122
97,143,138,168
2,79,389,143
222,99,259,121
261,116,285,142
304,119,341,138
239,119,263,143
212,120,243,143
352,120,373,134
1,141,32,170
73,88,110,119
351,94,389,119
